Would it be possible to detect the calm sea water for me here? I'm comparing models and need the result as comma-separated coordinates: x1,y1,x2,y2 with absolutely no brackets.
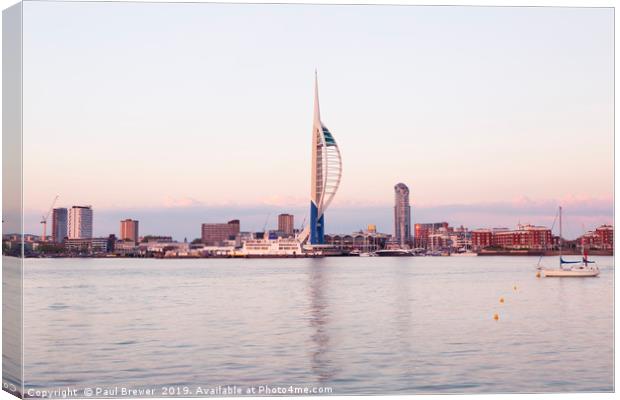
19,256,613,395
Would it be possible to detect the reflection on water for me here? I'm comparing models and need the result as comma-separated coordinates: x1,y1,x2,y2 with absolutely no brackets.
307,261,335,383
23,256,613,395
3,256,23,396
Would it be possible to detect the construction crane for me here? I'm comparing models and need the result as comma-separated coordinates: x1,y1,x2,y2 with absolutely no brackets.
263,213,271,233
40,195,59,242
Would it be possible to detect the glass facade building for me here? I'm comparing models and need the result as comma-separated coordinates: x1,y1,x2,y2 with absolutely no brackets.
51,207,67,243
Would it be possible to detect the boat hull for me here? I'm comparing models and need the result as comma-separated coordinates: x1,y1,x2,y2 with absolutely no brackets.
374,250,413,257
542,269,600,277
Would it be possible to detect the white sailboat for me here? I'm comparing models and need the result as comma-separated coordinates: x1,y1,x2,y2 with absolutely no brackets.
541,206,599,278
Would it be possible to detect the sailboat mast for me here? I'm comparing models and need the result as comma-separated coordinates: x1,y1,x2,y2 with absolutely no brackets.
559,206,562,266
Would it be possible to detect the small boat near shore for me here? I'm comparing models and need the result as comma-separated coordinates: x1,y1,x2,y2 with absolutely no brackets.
540,206,599,278
374,249,414,257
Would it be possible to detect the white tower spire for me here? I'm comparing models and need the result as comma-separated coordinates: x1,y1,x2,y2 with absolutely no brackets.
301,71,343,245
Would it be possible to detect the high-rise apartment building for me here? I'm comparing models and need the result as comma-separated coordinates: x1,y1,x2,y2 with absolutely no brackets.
394,183,412,248
120,219,139,243
278,214,295,236
51,207,68,243
68,206,93,239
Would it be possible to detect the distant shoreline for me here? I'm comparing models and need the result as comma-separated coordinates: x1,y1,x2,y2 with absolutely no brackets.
15,250,614,260
477,249,613,257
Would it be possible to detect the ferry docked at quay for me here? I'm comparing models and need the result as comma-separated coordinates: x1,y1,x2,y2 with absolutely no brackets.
238,241,473,258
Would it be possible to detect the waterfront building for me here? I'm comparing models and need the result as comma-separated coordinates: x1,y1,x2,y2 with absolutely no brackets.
428,232,451,251
594,225,614,249
2,233,41,255
472,229,493,250
451,226,472,251
113,240,138,256
301,72,342,245
414,222,449,248
141,235,173,243
596,225,614,249
277,214,295,237
394,183,412,248
51,207,67,243
138,239,189,256
472,225,552,250
188,243,237,257
423,226,471,252
493,225,552,250
68,205,93,239
201,220,240,246
120,219,139,243
162,243,191,258
580,225,614,250
324,231,390,253
65,237,109,254
3,233,39,243
107,234,117,252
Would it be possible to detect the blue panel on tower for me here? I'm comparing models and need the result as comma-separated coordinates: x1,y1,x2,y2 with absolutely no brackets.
309,201,324,245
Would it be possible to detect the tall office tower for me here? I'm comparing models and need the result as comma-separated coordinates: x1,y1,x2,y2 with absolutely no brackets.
307,71,342,244
68,205,93,239
394,183,412,248
51,207,68,243
278,214,295,236
120,219,139,243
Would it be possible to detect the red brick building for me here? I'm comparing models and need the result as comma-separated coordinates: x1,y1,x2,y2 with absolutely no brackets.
580,225,613,250
414,222,449,248
120,219,139,243
471,229,493,249
472,225,553,250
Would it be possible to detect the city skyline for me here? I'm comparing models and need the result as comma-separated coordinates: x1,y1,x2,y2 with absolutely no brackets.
17,3,613,241
20,194,612,242
3,2,614,396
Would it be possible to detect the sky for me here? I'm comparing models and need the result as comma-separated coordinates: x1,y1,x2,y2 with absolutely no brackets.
20,2,613,240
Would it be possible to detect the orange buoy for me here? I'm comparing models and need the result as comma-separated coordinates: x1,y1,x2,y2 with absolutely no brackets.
493,313,499,321
499,297,505,304
536,271,541,278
